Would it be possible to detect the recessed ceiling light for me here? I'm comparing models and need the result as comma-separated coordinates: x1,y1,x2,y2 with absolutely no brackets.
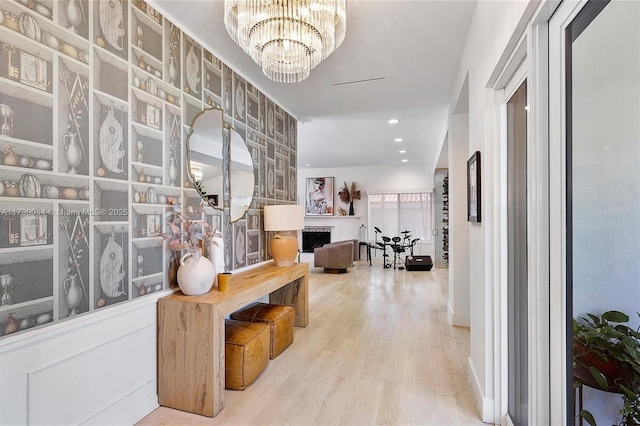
399,150,406,154
394,138,403,142
305,163,310,166
402,159,408,163
388,119,398,124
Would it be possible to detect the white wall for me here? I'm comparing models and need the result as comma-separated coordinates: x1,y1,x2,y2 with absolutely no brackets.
298,164,434,256
447,1,640,423
448,113,470,328
439,0,536,422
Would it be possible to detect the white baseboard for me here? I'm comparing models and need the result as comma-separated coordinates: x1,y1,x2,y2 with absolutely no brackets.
447,302,470,327
116,392,159,425
467,357,496,424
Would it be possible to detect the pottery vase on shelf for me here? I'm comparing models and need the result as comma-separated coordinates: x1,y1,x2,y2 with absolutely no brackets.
137,140,143,163
2,146,18,166
3,314,18,335
19,315,33,330
177,252,216,296
137,255,144,277
167,55,178,85
63,132,82,173
207,239,222,288
65,0,82,33
168,156,178,186
349,201,354,216
42,33,59,50
1,274,14,306
0,104,14,137
63,274,82,316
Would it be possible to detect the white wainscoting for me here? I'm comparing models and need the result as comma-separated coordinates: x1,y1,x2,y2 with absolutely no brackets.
0,291,170,425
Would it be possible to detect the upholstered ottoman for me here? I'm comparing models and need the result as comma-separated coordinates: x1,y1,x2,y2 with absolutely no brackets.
225,319,270,390
231,303,294,359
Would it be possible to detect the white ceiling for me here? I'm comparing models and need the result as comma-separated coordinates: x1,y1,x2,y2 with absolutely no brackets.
151,0,476,171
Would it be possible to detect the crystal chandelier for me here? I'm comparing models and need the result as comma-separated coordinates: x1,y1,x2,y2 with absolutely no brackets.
224,0,347,83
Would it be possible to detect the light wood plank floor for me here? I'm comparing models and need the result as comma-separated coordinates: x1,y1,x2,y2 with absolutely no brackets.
138,254,483,426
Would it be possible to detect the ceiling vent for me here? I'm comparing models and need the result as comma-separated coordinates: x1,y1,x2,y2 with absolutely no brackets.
332,77,386,87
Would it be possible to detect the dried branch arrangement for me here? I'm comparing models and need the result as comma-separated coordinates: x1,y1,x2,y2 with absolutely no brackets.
338,181,361,203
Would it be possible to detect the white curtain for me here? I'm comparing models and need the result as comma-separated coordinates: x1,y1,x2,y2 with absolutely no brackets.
367,193,432,243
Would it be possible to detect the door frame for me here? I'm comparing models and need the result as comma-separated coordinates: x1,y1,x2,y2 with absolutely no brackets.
487,1,561,423
490,32,534,426
506,63,530,426
548,0,590,423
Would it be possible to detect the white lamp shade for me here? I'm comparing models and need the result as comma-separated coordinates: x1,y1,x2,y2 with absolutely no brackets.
263,205,304,231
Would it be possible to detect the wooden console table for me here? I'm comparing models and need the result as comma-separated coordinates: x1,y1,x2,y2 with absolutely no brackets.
157,262,309,417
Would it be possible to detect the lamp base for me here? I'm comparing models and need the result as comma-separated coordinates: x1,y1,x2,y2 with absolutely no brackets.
270,231,298,267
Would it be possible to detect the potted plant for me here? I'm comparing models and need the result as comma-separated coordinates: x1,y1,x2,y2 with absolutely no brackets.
162,197,220,295
338,181,360,216
573,310,640,426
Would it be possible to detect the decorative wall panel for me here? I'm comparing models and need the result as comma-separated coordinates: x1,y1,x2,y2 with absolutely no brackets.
0,0,297,338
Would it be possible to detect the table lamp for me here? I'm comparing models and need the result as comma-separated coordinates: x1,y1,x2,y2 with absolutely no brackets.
263,204,304,267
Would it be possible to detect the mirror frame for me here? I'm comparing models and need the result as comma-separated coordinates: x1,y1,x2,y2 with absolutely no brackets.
228,125,254,223
185,107,255,223
185,107,225,213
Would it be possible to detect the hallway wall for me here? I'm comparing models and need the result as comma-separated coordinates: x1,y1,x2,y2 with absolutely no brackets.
438,0,538,422
448,113,470,327
0,0,296,422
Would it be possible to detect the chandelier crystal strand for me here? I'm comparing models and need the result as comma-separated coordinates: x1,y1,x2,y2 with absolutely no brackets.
224,0,346,83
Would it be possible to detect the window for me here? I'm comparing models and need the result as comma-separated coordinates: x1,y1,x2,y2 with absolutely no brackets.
367,193,433,243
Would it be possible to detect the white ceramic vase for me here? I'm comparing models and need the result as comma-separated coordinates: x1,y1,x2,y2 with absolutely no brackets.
66,0,82,33
63,274,82,316
177,252,215,296
167,55,178,85
63,132,82,173
168,156,178,186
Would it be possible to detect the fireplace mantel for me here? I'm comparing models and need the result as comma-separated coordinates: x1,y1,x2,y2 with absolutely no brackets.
304,216,361,221
303,216,362,243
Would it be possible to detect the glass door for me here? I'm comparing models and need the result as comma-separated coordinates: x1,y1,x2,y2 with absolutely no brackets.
507,80,528,425
564,1,640,424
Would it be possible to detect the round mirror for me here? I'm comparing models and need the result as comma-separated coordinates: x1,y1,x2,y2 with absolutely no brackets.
186,108,224,211
229,127,254,222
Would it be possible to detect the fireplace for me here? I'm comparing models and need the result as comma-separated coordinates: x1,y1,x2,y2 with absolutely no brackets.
302,227,331,252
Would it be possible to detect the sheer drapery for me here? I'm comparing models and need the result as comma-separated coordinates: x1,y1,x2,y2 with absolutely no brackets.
367,193,433,243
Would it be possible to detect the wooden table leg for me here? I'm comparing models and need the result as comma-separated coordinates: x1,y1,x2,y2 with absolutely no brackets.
268,266,309,327
158,300,223,417
212,309,225,416
293,265,309,327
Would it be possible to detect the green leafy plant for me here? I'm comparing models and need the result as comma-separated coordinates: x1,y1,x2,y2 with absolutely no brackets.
573,310,640,426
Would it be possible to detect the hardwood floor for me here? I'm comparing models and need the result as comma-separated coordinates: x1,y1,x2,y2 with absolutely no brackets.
138,254,483,425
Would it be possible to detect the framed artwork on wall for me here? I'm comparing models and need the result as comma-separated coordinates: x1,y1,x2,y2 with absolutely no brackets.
306,177,334,216
467,151,481,223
